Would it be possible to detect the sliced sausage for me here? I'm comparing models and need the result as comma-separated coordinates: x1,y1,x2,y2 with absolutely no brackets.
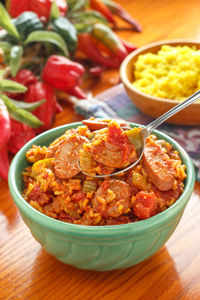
93,179,131,218
54,135,88,179
91,133,137,168
143,141,175,191
82,119,130,131
47,129,78,158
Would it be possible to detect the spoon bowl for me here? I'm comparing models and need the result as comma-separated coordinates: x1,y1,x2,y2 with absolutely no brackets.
78,90,200,177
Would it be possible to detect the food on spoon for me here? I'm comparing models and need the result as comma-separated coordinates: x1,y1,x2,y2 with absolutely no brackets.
22,119,186,225
132,45,200,101
90,121,137,169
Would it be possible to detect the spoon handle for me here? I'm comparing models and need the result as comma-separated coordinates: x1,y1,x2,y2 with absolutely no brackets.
146,90,200,134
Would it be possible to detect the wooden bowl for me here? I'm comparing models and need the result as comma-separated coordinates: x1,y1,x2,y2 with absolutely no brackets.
120,40,200,125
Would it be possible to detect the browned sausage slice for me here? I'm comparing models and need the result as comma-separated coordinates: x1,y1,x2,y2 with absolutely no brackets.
82,119,130,131
54,135,88,179
93,179,131,218
143,141,175,191
91,134,137,169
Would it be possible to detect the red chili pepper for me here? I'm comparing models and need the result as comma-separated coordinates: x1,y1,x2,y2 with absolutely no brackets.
90,36,113,56
101,0,142,32
30,0,67,20
42,55,87,99
7,119,36,154
9,0,67,19
66,86,87,99
119,38,138,53
25,82,58,133
0,145,10,181
9,0,31,18
89,66,105,77
7,69,38,101
12,69,38,87
90,0,116,25
55,102,63,114
92,23,128,61
0,98,11,181
78,33,121,68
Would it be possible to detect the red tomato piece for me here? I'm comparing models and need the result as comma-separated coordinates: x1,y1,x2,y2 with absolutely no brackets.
71,191,86,202
27,184,51,206
133,191,157,220
107,121,127,145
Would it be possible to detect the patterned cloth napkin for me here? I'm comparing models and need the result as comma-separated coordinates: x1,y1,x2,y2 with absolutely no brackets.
98,84,200,181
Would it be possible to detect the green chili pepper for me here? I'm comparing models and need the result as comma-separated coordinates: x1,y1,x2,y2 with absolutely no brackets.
92,23,127,60
9,98,45,111
0,79,27,93
1,94,43,129
49,17,77,53
10,45,23,77
0,3,20,41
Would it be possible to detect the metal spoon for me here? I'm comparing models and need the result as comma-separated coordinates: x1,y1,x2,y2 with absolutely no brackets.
78,90,200,178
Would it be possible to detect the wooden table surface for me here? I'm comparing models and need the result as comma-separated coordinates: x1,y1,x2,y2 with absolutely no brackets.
1,0,200,299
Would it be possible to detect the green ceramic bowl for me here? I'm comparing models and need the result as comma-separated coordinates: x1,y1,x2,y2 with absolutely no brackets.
8,122,195,271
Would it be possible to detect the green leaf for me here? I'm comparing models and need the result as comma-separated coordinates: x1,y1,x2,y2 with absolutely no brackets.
0,80,27,93
24,30,69,57
1,95,43,129
67,0,89,14
10,45,23,77
71,11,108,25
74,23,93,34
49,17,77,53
0,3,20,40
50,0,60,20
0,41,12,50
8,98,46,111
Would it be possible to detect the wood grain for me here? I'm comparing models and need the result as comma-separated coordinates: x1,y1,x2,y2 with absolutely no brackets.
1,0,200,299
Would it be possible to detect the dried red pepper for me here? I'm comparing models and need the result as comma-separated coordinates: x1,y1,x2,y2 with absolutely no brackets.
78,33,121,68
0,98,11,181
42,55,87,99
7,119,36,154
90,0,116,25
25,81,58,133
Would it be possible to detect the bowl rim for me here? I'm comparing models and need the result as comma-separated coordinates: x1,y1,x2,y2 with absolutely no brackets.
120,39,200,105
8,122,195,238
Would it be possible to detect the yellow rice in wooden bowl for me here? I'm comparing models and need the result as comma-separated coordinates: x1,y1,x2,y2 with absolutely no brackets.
132,45,200,101
120,40,200,125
